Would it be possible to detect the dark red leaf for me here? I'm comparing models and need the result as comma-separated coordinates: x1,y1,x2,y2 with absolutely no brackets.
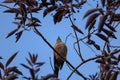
88,19,96,31
101,0,105,7
102,28,117,39
93,43,100,50
110,49,120,55
2,0,14,3
6,51,18,67
43,6,57,17
105,23,116,32
0,62,4,70
21,64,31,69
86,13,100,28
96,33,109,42
15,30,23,42
6,29,18,38
87,39,95,45
36,62,45,67
54,10,68,24
30,7,41,13
32,54,37,64
83,8,101,18
96,59,106,64
20,3,27,17
34,68,40,73
98,15,107,32
28,52,33,62
72,25,84,34
26,58,33,66
29,68,35,79
27,21,40,27
6,66,17,73
13,68,23,75
31,17,41,23
4,8,20,13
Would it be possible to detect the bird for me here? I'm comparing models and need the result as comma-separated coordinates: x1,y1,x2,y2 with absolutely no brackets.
54,36,67,77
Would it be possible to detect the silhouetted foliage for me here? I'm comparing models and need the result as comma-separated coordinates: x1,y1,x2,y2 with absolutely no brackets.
0,0,120,80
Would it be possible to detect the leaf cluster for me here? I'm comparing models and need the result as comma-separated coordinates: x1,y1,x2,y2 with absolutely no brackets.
0,52,46,80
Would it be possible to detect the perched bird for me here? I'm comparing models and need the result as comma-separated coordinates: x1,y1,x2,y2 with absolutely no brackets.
54,37,67,77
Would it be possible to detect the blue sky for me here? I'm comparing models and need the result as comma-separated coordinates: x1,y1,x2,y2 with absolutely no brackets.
0,0,120,80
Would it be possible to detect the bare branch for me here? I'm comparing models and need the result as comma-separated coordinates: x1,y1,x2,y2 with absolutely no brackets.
67,55,103,79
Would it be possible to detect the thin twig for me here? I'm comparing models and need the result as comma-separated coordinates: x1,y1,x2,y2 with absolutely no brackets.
67,55,103,80
65,33,72,44
49,57,54,73
68,14,84,61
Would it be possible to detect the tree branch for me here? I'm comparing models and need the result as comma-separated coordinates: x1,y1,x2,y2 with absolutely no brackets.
68,14,84,61
67,55,103,79
32,26,87,80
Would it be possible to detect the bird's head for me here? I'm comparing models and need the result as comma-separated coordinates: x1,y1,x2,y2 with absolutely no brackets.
57,36,62,43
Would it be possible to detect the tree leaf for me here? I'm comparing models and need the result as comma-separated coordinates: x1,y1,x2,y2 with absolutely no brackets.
35,62,45,67
98,15,107,32
72,25,84,34
96,33,109,42
86,13,100,28
2,0,14,3
88,19,96,31
32,54,37,64
15,30,23,42
4,8,20,13
0,62,4,70
96,59,105,64
6,29,18,38
110,49,120,55
83,8,101,18
26,58,33,66
28,52,33,62
21,64,31,69
102,28,117,39
93,43,100,50
29,68,35,79
13,67,23,75
6,51,18,67
31,17,41,23
101,0,105,7
34,68,40,73
54,10,68,24
105,23,116,32
43,6,57,17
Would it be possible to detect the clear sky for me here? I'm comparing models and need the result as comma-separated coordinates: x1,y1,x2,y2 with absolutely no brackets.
0,0,120,80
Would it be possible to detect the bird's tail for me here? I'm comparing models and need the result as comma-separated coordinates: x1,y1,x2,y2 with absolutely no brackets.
54,66,59,77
